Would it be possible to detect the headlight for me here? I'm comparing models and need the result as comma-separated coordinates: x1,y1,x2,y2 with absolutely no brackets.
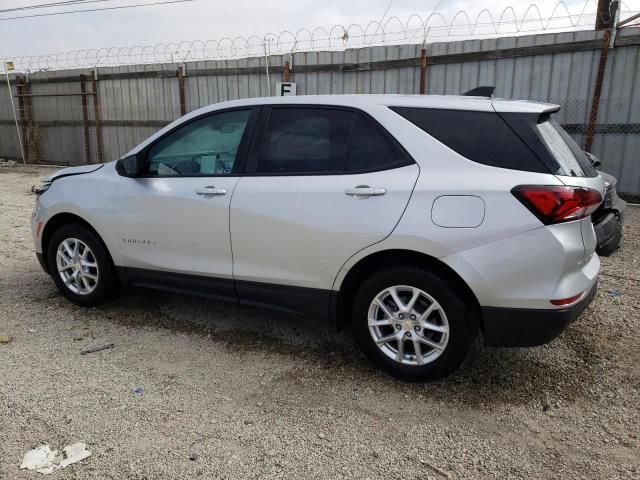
32,181,52,195
601,183,616,209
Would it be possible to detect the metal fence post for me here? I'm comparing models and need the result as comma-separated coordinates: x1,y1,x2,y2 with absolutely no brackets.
2,64,26,164
16,76,30,163
419,47,428,94
263,38,272,96
585,1,618,153
177,66,186,116
91,70,103,164
80,74,92,164
23,77,37,163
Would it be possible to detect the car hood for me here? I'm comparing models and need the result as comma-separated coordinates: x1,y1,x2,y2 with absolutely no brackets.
41,164,103,183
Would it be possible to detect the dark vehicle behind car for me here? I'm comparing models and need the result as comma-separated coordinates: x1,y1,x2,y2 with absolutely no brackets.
592,170,626,256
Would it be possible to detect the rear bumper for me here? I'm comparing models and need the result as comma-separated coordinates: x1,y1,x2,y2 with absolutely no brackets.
481,281,597,347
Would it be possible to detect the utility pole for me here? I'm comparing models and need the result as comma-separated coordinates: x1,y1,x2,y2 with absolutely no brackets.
595,0,611,30
3,61,26,164
263,37,272,96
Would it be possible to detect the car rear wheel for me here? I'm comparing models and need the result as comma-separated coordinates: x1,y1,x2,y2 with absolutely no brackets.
47,224,116,306
352,267,476,381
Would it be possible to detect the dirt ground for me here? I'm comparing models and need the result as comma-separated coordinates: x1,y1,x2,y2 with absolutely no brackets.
0,167,639,479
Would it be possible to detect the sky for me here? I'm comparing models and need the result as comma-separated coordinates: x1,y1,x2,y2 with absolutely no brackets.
0,0,635,61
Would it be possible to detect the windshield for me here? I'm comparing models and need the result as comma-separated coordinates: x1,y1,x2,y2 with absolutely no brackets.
536,120,597,177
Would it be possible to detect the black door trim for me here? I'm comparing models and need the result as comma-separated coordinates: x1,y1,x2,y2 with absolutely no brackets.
116,267,334,322
235,279,331,319
117,267,238,303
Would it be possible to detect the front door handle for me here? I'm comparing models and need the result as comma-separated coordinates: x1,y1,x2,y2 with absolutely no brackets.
195,186,227,196
345,186,386,198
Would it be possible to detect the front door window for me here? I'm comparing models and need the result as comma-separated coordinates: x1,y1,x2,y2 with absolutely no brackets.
147,109,252,176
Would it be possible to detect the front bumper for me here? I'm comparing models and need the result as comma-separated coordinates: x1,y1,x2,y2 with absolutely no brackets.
36,252,49,274
481,281,597,347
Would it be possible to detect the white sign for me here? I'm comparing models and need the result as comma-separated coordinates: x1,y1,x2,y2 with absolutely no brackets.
276,82,296,96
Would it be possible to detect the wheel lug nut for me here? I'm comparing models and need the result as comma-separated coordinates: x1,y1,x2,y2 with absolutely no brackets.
414,326,420,332
410,314,416,320
398,313,404,319
396,324,402,330
405,332,412,338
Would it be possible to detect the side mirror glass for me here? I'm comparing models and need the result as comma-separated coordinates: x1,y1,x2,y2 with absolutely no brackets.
584,151,601,168
116,155,143,177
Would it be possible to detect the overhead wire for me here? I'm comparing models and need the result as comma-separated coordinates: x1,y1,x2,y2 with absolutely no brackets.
0,0,194,21
0,1,117,14
368,0,395,45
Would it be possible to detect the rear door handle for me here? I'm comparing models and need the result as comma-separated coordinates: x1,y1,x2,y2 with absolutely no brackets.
345,186,386,197
195,186,227,196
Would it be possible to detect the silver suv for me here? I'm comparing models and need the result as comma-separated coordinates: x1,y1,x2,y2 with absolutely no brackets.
31,93,604,381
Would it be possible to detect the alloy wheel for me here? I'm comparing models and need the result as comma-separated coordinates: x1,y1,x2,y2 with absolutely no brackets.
367,285,449,365
56,238,99,295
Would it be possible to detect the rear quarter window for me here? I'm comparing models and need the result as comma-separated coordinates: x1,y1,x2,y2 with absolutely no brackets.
390,107,549,174
536,119,597,177
345,114,414,173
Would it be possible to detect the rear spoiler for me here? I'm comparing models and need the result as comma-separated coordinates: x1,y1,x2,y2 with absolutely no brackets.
537,105,562,123
463,86,562,118
462,86,495,98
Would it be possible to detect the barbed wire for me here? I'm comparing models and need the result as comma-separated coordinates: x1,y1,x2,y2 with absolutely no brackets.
4,0,639,73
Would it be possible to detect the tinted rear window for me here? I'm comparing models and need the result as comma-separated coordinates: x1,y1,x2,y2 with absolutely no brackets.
390,107,548,174
253,107,414,175
257,108,354,174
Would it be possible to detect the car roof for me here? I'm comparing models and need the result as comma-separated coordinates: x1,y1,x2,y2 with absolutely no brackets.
193,94,560,114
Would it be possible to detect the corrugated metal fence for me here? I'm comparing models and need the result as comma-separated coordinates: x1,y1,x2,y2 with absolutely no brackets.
1,28,639,195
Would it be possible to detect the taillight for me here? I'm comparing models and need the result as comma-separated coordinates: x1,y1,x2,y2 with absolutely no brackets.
511,185,602,225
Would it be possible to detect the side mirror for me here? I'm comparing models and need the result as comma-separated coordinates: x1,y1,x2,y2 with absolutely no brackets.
584,151,601,168
116,155,144,177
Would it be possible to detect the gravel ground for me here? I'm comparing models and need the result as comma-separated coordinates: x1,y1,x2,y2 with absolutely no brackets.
0,166,639,479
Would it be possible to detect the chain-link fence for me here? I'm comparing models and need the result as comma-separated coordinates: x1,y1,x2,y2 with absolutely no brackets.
14,74,103,165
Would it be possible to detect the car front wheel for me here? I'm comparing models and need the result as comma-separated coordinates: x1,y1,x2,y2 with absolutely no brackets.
47,224,116,306
352,267,477,381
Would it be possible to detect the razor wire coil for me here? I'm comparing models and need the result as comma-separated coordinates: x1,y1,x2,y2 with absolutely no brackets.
3,0,639,73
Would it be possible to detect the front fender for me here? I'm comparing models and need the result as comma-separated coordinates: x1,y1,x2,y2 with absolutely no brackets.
33,162,122,263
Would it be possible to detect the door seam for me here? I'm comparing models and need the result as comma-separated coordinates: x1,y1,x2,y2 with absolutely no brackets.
228,176,242,304
329,163,422,294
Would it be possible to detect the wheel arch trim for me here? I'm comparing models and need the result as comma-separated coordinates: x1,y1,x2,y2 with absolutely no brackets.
40,212,114,274
333,248,483,332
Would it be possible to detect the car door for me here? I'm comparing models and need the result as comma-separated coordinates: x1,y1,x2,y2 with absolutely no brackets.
230,106,420,314
112,108,257,294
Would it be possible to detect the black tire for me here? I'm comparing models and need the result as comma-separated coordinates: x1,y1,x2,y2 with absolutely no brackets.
351,267,477,382
47,224,117,307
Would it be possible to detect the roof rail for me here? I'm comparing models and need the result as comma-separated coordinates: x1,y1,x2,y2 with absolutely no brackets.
462,86,495,98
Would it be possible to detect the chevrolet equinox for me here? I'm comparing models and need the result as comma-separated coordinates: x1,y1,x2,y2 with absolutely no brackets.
31,93,604,381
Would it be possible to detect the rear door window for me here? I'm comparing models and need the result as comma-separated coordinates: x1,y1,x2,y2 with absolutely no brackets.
256,108,355,174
